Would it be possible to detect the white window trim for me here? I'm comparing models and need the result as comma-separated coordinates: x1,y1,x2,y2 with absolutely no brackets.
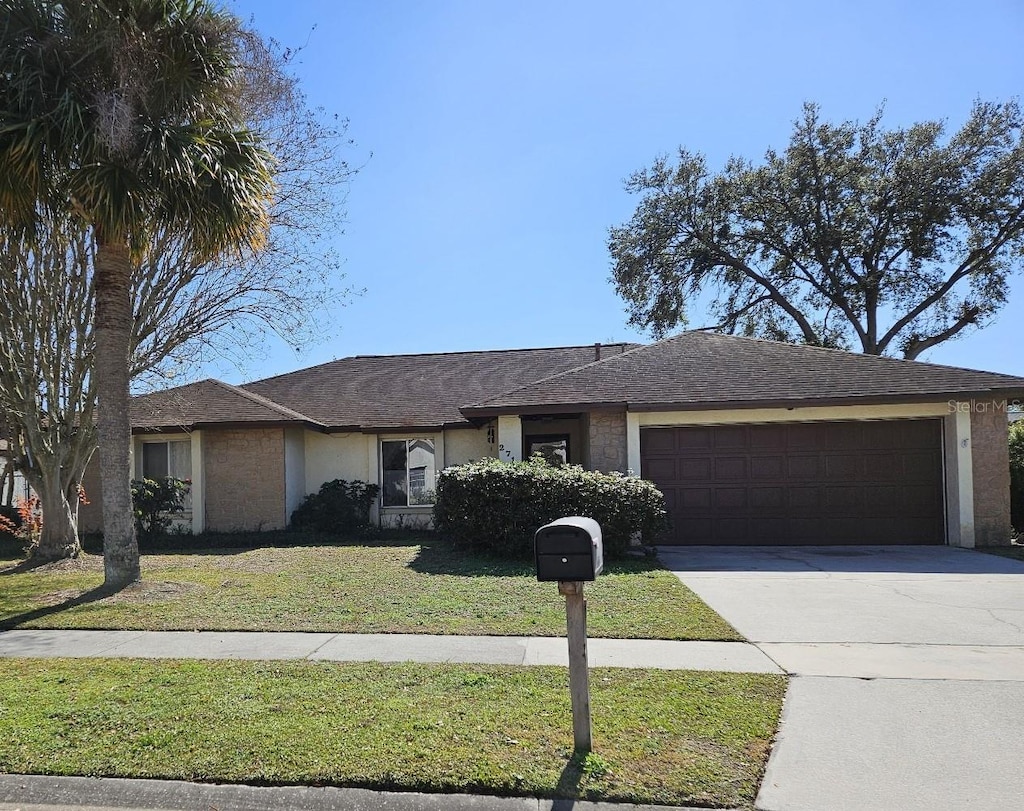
135,434,194,517
379,435,440,510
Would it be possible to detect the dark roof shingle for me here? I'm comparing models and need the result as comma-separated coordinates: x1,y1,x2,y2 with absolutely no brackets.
241,343,636,430
463,332,1024,414
131,379,318,431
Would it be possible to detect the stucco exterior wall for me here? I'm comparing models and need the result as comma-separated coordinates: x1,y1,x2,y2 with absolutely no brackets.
204,427,285,532
587,409,628,473
969,400,1012,546
304,432,371,493
443,425,494,466
284,427,306,524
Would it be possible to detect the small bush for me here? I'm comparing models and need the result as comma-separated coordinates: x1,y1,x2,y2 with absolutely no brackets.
433,457,668,558
290,479,379,535
131,477,191,545
0,504,21,540
1011,420,1024,532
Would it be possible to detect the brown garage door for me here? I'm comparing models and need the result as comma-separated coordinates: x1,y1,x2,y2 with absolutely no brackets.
641,420,945,545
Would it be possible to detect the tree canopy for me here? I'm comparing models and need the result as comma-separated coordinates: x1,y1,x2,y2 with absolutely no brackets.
610,100,1024,358
0,0,276,585
0,3,354,566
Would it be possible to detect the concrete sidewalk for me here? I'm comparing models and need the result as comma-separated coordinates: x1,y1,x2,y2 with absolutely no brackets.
0,628,780,673
0,774,724,811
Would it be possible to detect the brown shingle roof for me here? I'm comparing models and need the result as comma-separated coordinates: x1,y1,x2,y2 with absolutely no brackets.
462,332,1024,414
131,379,319,432
241,343,636,430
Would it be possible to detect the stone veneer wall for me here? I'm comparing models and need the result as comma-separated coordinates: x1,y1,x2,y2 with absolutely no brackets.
587,409,628,473
971,400,1012,546
204,427,285,532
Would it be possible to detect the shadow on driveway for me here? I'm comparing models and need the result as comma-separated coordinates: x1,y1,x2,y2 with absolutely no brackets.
656,544,1024,575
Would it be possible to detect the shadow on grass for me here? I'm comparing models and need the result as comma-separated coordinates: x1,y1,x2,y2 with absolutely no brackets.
551,751,587,807
127,529,430,557
0,583,125,630
408,537,666,579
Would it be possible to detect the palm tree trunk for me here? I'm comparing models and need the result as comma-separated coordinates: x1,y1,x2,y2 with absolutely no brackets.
94,240,140,588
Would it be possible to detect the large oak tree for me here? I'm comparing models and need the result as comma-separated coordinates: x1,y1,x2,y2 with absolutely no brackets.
610,101,1024,358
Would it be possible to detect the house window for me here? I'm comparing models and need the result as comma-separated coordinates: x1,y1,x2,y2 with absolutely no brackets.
526,434,570,466
140,440,192,509
381,439,436,507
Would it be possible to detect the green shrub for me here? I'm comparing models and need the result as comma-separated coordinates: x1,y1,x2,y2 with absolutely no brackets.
131,477,191,545
290,479,379,535
1011,420,1024,533
0,504,21,539
433,456,668,558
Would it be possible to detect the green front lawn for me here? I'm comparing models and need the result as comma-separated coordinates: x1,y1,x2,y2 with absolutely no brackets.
0,658,785,808
0,535,740,640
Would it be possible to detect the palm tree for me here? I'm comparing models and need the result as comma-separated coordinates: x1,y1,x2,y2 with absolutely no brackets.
0,0,274,587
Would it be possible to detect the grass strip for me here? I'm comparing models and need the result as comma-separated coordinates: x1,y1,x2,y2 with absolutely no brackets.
0,539,739,640
0,658,784,807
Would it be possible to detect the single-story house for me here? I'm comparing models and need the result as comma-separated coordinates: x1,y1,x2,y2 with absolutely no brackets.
80,332,1024,546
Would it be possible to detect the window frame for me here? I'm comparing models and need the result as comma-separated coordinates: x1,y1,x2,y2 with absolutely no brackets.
137,437,193,512
380,437,437,509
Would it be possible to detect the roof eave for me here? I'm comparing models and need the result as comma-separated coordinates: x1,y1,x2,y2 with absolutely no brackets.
461,401,628,419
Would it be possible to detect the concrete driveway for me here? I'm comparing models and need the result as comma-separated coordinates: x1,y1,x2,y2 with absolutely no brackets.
658,545,1024,811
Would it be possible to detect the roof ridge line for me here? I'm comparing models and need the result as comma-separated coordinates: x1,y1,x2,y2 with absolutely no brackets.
244,342,641,386
692,331,1024,379
462,341,655,409
210,379,323,425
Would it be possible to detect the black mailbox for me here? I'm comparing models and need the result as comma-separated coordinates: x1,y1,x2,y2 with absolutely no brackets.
535,517,603,582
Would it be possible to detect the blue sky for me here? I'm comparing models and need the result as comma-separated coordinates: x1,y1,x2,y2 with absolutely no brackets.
223,0,1024,382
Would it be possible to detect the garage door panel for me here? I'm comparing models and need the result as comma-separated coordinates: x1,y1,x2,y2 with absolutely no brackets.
788,423,824,447
643,429,678,454
678,428,712,450
714,488,747,508
904,451,941,478
679,488,710,509
787,517,824,539
862,485,902,513
680,458,712,479
864,453,902,480
751,456,784,478
750,424,786,448
715,518,748,541
714,426,747,448
901,484,943,512
751,518,786,541
825,454,863,479
825,486,863,513
715,457,747,479
645,458,678,480
676,517,712,540
788,487,822,510
750,487,785,508
642,419,944,546
788,456,820,478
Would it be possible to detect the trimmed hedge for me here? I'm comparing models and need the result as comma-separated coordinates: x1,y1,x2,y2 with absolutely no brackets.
433,457,668,558
1011,420,1024,533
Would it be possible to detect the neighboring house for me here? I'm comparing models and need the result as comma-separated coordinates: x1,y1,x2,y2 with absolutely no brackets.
79,332,1024,547
0,437,32,506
